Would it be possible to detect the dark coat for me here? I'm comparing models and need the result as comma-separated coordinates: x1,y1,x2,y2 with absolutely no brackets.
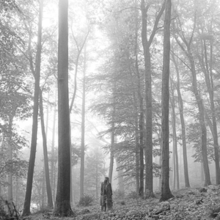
100,181,113,210
101,182,112,197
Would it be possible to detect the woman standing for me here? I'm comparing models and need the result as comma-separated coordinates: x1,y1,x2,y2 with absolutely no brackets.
100,177,113,211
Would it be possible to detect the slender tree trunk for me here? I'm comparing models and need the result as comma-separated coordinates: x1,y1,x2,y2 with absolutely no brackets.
141,0,165,198
160,0,173,201
109,120,115,183
135,117,140,195
7,116,13,202
69,31,89,113
139,106,144,197
0,133,4,196
131,33,143,196
174,5,211,187
80,46,87,199
54,0,73,215
41,170,45,208
134,0,140,196
15,176,19,207
40,91,53,208
95,158,98,200
141,0,153,198
109,76,116,183
188,52,211,186
170,83,179,190
51,98,56,201
199,40,220,184
116,158,124,197
23,0,43,215
158,130,162,190
172,53,190,187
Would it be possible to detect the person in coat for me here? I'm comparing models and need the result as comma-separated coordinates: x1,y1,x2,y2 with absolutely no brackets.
100,177,113,211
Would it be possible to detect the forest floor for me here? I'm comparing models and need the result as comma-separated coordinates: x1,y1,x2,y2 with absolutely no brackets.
26,185,220,220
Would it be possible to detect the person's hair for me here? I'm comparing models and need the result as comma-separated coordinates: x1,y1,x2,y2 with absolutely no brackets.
104,177,109,183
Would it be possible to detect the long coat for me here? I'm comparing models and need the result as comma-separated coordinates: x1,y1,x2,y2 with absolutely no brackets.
100,182,113,209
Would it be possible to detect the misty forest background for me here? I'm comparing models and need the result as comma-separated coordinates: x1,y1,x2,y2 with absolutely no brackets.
1,0,220,216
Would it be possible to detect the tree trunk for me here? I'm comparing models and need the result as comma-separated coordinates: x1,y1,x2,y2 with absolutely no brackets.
188,52,211,186
141,0,153,198
135,116,140,195
139,106,144,198
54,0,73,216
69,31,89,113
172,53,190,187
80,46,87,199
160,0,173,201
41,170,46,208
141,0,165,198
174,6,211,187
158,130,162,190
170,82,179,190
95,157,98,200
134,0,140,196
0,134,4,196
15,176,19,207
23,0,43,215
199,40,220,184
51,97,56,201
7,116,13,202
109,75,116,183
109,120,115,183
40,91,53,208
116,158,124,197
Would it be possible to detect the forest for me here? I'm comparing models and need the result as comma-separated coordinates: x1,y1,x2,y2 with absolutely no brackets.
1,0,220,219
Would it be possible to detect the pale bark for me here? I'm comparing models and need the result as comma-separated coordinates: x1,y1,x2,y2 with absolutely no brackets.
80,46,87,199
7,116,13,202
141,0,165,198
51,98,56,201
174,6,211,186
23,0,43,215
172,53,190,187
109,120,115,183
170,82,179,190
109,78,116,183
187,51,210,185
69,31,89,113
40,91,53,208
135,118,140,195
131,32,143,196
199,40,220,184
41,170,45,208
54,0,73,215
160,0,173,201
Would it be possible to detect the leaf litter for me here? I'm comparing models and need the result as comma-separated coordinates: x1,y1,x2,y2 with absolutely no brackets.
28,185,220,220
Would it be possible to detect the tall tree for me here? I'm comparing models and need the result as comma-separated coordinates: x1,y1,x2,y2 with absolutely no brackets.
39,91,53,208
198,36,220,184
160,0,173,202
141,0,165,198
109,61,116,184
174,2,211,186
7,115,13,202
23,0,43,215
51,94,57,201
170,79,179,190
69,30,90,113
54,0,73,216
109,110,115,183
80,46,87,199
171,52,190,187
